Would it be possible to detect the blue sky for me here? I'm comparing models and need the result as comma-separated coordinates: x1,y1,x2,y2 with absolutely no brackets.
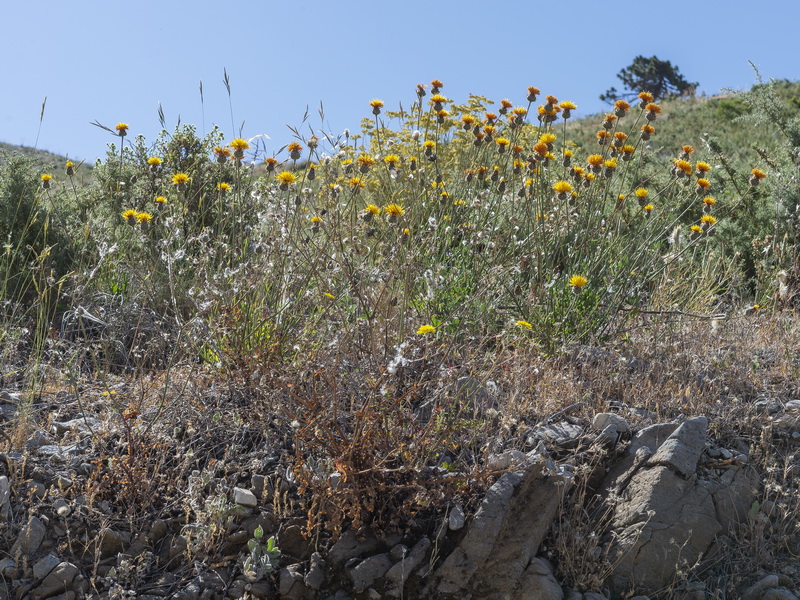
3,0,798,162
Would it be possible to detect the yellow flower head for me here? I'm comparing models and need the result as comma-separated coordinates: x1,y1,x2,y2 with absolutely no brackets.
751,168,767,180
365,204,380,215
310,215,323,223
147,156,162,166
703,196,716,206
605,158,618,169
569,275,588,288
357,154,376,168
638,91,654,103
682,145,695,155
614,100,631,114
430,94,449,105
41,173,53,182
423,140,436,149
560,101,577,110
115,123,129,135
384,203,405,218
416,325,436,335
264,156,278,170
122,209,138,223
276,171,297,185
349,177,365,189
136,212,153,224
462,114,477,125
696,178,711,190
634,188,649,198
516,320,533,330
155,196,168,204
553,181,573,194
500,99,513,109
539,133,557,144
701,215,717,226
690,224,703,234
675,159,693,176
587,154,604,167
695,161,711,173
214,146,232,161
384,155,400,165
369,99,384,108
216,182,231,191
641,124,655,135
172,173,190,186
643,203,654,212
646,103,661,114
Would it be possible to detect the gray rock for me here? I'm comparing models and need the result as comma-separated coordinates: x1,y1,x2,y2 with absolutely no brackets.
742,575,780,600
429,461,568,598
12,515,47,556
584,593,609,600
328,529,381,566
51,416,100,435
233,487,258,507
762,588,800,600
517,557,564,600
33,554,61,580
646,417,708,478
385,537,430,586
304,552,326,590
0,402,17,420
448,504,465,530
592,413,629,433
25,429,51,449
54,498,72,518
33,561,80,599
0,475,9,518
0,556,15,576
488,450,528,470
531,422,584,446
630,423,679,455
279,564,307,599
349,553,393,592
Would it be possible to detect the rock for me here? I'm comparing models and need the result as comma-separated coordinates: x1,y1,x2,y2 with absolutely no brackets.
51,416,100,436
429,461,568,598
448,504,465,530
592,413,629,433
488,450,528,470
12,515,47,556
630,423,679,455
607,417,757,595
32,561,80,599
279,564,307,599
762,588,800,600
0,475,10,518
517,557,564,600
742,575,780,600
531,422,584,447
584,592,609,600
33,554,61,580
348,553,393,592
385,537,430,586
95,528,130,558
0,402,17,420
595,424,620,448
53,498,71,518
328,529,382,566
0,557,16,578
304,552,326,590
234,487,258,507
25,429,51,449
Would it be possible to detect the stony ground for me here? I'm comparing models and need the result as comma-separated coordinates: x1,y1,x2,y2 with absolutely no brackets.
2,314,800,599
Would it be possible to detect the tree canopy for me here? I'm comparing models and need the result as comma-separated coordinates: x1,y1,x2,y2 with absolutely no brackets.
600,55,698,104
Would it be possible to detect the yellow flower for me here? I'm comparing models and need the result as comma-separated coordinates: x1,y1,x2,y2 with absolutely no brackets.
147,156,162,166
369,99,384,108
569,275,588,289
516,320,533,330
230,138,250,152
553,181,573,194
349,177,365,189
41,173,52,182
416,325,436,335
172,173,190,186
696,178,711,190
310,215,323,223
136,212,153,224
216,182,231,192
122,209,138,223
276,171,297,186
155,196,168,204
496,137,510,148
690,225,703,234
357,154,376,170
263,157,278,171
675,159,693,176
324,292,335,299
643,203,654,212
559,101,577,110
635,188,648,199
695,161,711,174
365,204,380,215
384,155,400,166
65,161,75,176
384,203,405,219
214,146,232,162
701,215,717,226
703,196,716,206
638,91,654,103
115,122,129,136
751,168,767,179
587,154,604,167
539,133,557,145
